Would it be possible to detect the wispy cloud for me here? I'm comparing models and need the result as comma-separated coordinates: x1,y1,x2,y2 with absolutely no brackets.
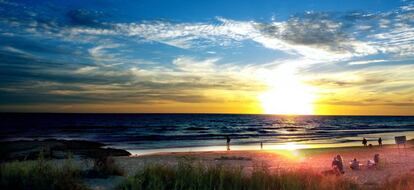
2,46,34,58
3,1,414,62
348,59,387,65
97,9,413,61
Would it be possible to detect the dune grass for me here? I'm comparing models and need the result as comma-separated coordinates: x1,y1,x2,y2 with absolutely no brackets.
0,152,88,190
87,156,124,178
2,152,414,190
380,174,414,190
117,160,359,190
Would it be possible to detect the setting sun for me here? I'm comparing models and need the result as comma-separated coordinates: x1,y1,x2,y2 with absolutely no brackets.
258,64,316,115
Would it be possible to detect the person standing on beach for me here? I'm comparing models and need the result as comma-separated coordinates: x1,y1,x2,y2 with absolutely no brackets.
362,138,368,147
260,142,263,150
378,137,382,147
226,136,231,151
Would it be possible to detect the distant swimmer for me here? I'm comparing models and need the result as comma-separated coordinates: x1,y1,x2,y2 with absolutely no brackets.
226,136,231,151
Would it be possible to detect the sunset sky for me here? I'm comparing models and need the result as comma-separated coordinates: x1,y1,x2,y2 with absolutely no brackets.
0,0,413,115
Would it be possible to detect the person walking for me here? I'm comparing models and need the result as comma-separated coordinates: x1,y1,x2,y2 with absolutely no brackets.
378,137,382,147
226,136,231,151
362,138,368,147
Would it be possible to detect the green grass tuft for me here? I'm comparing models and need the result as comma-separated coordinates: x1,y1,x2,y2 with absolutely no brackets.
0,154,88,190
87,156,124,178
116,160,359,190
379,174,414,190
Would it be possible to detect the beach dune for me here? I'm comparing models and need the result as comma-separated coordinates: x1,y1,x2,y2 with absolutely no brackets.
116,142,414,186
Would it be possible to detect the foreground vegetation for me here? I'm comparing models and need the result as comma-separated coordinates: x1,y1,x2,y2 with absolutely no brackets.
2,155,414,190
0,151,124,190
380,174,414,190
117,159,414,190
117,160,359,190
0,155,87,190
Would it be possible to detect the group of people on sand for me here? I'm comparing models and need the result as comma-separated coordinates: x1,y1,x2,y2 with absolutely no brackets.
362,137,383,147
331,137,383,175
332,154,381,175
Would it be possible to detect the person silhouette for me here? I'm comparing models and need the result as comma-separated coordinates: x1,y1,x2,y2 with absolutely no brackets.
331,155,344,175
378,137,382,147
226,136,231,151
260,142,263,150
362,138,368,147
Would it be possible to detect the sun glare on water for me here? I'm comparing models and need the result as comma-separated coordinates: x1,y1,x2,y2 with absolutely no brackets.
258,64,315,115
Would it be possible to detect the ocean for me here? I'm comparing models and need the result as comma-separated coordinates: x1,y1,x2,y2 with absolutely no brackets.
1,113,414,154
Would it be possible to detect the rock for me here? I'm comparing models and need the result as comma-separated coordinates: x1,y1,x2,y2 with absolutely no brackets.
0,139,131,162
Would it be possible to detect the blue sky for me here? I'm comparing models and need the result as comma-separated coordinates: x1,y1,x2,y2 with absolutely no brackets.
0,0,414,114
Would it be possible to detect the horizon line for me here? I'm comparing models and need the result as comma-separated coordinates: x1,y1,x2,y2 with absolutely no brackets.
1,112,413,117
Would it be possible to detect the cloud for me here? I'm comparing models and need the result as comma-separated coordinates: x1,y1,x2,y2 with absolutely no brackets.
88,43,122,62
260,13,345,46
348,59,387,65
107,11,411,61
66,9,105,27
74,66,97,74
2,46,34,58
1,0,414,112
316,99,414,107
307,78,386,87
401,4,414,11
0,48,265,106
3,1,414,62
113,19,251,49
304,63,414,109
172,57,217,72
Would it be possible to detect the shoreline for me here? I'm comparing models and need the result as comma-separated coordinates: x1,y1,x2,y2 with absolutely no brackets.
2,134,413,157
124,131,414,155
131,140,414,160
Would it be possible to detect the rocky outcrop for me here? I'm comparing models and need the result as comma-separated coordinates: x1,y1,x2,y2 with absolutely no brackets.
0,139,131,161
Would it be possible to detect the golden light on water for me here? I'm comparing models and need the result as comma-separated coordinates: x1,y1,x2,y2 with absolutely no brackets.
258,64,316,115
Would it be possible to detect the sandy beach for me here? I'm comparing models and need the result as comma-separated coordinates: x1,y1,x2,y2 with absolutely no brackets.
2,139,414,189
116,142,414,187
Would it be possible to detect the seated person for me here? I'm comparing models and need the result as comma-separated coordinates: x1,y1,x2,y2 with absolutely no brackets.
331,155,345,174
350,158,360,170
374,154,380,164
336,155,344,174
368,154,380,169
367,159,376,168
